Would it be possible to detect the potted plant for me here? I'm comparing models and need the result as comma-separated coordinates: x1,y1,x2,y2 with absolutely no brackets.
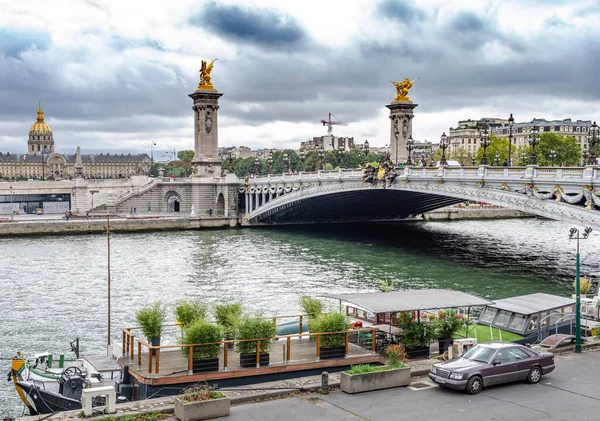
135,302,166,355
340,344,411,394
182,320,223,373
299,296,323,319
399,312,435,359
174,384,229,421
574,276,594,298
235,314,276,368
175,299,207,329
215,302,242,349
308,312,348,360
435,309,463,356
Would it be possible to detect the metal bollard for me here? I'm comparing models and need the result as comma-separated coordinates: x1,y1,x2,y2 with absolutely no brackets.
321,371,329,394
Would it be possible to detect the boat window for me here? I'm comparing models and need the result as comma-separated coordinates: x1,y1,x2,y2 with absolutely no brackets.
549,312,563,324
494,310,512,328
563,305,574,314
508,313,527,331
479,307,497,323
527,314,538,331
540,311,549,327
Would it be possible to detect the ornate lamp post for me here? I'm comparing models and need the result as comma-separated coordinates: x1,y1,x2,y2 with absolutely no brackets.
318,145,324,170
586,121,599,165
549,150,557,167
508,113,514,166
439,132,450,165
267,151,273,173
299,149,305,171
582,144,588,166
338,142,345,168
364,139,369,156
528,125,540,165
480,128,491,165
494,153,500,166
254,157,260,175
406,136,415,166
471,155,477,166
282,153,290,173
569,226,592,353
520,152,527,166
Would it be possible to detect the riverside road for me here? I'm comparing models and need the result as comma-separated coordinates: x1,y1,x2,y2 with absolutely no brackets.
227,348,600,421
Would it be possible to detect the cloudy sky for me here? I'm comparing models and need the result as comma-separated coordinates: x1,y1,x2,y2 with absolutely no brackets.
1,0,600,157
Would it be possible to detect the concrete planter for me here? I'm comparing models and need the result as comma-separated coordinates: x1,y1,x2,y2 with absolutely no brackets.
174,395,230,421
340,366,411,394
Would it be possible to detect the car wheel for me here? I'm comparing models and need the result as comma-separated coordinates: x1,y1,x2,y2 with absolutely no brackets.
527,366,542,384
466,376,483,395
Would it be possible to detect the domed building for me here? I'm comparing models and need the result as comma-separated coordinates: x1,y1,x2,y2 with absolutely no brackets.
0,103,151,180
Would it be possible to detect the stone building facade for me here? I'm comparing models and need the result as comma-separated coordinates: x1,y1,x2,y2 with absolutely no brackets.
0,103,151,180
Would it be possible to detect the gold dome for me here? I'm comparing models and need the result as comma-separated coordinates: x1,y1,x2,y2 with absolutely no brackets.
29,101,52,134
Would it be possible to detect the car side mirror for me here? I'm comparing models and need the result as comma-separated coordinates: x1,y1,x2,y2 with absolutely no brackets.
492,360,501,366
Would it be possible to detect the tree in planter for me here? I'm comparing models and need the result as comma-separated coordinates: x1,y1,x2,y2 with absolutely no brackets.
136,302,166,354
182,320,223,372
399,311,435,357
434,309,463,355
175,299,207,328
235,314,276,367
308,312,349,359
215,302,243,346
299,296,323,319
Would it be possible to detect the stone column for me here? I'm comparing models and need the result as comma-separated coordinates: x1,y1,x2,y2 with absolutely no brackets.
189,90,223,177
387,102,418,165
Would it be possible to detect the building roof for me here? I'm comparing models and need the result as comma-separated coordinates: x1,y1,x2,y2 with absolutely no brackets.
29,102,52,134
485,293,574,316
0,153,150,163
322,289,492,314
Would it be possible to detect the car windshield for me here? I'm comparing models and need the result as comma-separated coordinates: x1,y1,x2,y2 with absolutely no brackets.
462,346,496,363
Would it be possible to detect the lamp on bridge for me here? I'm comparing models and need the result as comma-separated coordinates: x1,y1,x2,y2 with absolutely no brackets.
283,153,290,173
582,144,588,166
528,126,540,165
338,143,345,169
439,132,449,165
406,136,415,166
569,226,592,353
318,145,325,170
480,128,491,165
520,151,527,166
507,113,514,166
471,155,477,166
364,139,369,156
549,150,557,167
299,149,305,171
267,151,273,174
493,153,500,166
586,121,599,165
254,157,260,176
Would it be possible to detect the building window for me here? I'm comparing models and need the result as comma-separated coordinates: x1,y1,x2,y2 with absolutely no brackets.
37,145,40,151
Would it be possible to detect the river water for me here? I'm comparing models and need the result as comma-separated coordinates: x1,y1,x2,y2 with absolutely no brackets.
1,218,599,416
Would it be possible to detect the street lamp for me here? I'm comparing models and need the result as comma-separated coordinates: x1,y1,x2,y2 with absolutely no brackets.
494,153,500,166
549,149,557,167
42,146,49,180
569,226,592,353
299,149,305,171
586,121,599,165
151,141,156,167
318,145,325,170
267,151,273,173
471,155,477,166
528,126,540,165
9,185,13,221
282,153,290,173
406,136,415,166
439,132,449,165
508,113,514,166
254,157,260,175
364,139,369,155
582,144,588,166
520,152,527,166
480,128,491,165
338,143,345,169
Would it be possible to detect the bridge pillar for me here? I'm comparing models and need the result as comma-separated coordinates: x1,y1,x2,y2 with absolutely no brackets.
387,102,418,165
249,193,253,211
245,193,249,214
189,89,223,177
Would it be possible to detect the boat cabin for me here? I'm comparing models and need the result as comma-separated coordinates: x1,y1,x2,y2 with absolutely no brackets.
476,293,575,337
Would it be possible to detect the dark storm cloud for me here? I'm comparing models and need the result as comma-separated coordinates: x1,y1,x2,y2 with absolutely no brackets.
189,2,306,47
375,0,426,24
0,27,51,58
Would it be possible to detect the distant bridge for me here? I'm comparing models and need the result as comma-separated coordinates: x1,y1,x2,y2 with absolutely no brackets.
240,166,600,228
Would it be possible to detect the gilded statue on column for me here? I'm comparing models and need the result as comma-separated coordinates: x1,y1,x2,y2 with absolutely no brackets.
391,78,419,103
198,59,217,91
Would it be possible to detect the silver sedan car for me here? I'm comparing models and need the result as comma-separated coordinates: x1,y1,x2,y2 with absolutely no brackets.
428,342,555,395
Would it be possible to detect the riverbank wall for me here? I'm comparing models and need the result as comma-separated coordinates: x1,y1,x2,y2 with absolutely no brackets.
422,207,533,221
0,216,238,237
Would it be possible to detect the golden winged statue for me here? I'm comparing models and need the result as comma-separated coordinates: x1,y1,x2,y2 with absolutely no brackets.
198,58,217,91
391,77,419,103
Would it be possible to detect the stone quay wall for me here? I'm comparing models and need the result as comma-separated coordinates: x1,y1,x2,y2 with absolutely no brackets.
422,206,534,221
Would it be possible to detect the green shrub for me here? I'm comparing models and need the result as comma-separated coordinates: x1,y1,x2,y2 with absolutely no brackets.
385,344,407,368
345,364,388,374
175,299,207,328
308,312,348,348
135,302,166,339
182,320,222,360
235,314,276,355
215,302,243,338
435,310,464,340
299,296,323,319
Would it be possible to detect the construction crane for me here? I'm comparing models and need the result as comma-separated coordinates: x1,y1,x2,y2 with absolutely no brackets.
320,112,347,136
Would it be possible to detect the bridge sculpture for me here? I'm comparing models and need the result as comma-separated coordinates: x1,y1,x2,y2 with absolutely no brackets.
240,165,600,228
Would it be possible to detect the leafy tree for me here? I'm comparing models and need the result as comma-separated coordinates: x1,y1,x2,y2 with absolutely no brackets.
534,133,581,166
177,150,195,162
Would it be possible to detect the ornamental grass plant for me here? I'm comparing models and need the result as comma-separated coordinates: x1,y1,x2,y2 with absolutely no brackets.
308,312,348,347
175,299,207,328
135,302,166,339
181,320,223,360
235,314,276,355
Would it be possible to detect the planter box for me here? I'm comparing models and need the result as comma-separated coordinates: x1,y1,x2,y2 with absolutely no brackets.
319,345,346,360
174,395,230,421
149,337,160,356
239,353,269,368
192,357,219,373
406,347,429,359
340,366,411,394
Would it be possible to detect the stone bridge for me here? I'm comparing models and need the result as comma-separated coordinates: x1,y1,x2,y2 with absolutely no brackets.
240,166,600,228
